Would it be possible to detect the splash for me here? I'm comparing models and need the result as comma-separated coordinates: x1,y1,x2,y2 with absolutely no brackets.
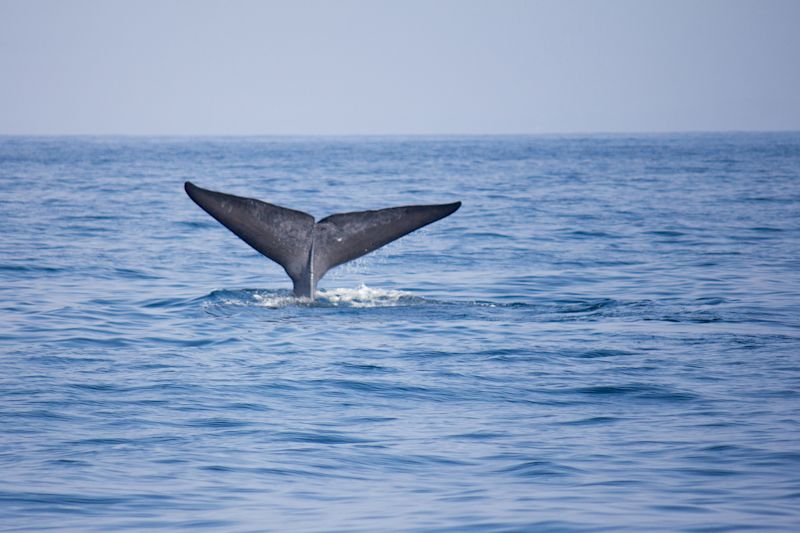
317,284,417,308
204,284,422,310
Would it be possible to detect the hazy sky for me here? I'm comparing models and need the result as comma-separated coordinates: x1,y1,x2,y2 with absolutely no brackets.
1,0,798,135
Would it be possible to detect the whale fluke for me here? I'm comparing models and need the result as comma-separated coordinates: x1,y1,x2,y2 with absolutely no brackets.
184,182,461,297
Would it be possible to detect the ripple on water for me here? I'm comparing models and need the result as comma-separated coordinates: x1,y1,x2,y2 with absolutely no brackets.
2,134,800,532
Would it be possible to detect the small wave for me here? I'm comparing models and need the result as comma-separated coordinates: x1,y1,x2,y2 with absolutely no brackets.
572,384,698,402
0,263,63,274
497,459,583,478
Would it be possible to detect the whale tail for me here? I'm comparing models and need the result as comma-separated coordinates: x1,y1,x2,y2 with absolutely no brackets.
184,182,461,297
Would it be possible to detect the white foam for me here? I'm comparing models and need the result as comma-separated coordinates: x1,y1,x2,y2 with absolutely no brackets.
250,293,308,308
317,284,414,308
206,284,420,309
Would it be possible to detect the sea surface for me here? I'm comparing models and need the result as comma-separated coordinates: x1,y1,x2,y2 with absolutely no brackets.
1,133,799,531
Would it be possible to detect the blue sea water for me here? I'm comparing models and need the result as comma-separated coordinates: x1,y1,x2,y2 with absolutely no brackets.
1,133,799,531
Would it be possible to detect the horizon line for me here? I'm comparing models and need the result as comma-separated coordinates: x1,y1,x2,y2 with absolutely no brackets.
1,128,799,138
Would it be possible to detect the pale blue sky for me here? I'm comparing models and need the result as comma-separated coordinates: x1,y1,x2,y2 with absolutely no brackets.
1,0,798,135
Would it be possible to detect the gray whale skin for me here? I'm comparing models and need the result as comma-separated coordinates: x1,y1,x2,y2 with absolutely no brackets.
185,182,461,298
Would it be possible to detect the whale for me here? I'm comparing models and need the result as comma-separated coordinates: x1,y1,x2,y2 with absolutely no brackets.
184,182,461,298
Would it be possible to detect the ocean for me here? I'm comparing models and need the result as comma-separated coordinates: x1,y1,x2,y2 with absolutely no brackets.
1,133,799,531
